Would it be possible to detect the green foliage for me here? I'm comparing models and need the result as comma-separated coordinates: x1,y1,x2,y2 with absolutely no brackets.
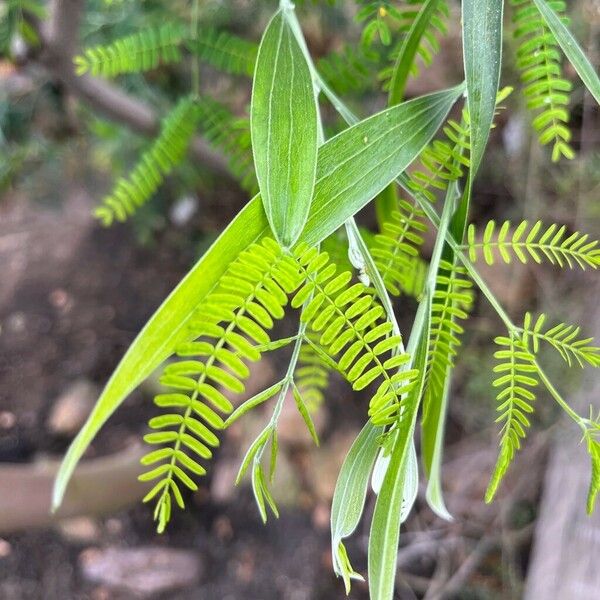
385,0,449,102
587,431,600,514
462,0,503,175
318,1,449,100
186,28,258,77
53,87,460,512
407,108,471,203
295,332,332,411
194,96,257,194
356,1,404,49
94,96,200,225
45,2,600,597
251,8,319,247
521,312,600,368
510,0,574,161
368,429,412,600
0,0,44,55
357,1,447,54
140,237,301,531
405,87,511,205
399,0,448,66
318,46,377,95
371,198,427,296
291,243,418,427
139,231,434,530
532,0,600,106
74,23,186,77
487,317,600,501
334,540,364,594
331,423,380,591
422,260,472,418
465,220,600,269
486,334,539,502
224,381,284,427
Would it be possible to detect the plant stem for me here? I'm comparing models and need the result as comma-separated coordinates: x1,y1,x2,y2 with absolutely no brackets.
254,309,309,466
282,32,588,429
345,219,404,346
269,318,308,427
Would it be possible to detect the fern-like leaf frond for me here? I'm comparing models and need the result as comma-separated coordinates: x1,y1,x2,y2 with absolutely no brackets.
187,28,258,77
94,96,200,225
407,108,471,202
296,332,333,412
407,87,512,203
511,0,574,161
486,334,539,502
357,0,447,56
140,238,302,532
291,244,419,427
521,312,600,368
318,45,377,95
465,220,600,269
371,198,428,296
356,1,404,49
75,23,185,77
400,255,428,299
422,260,473,417
379,0,449,92
194,96,257,194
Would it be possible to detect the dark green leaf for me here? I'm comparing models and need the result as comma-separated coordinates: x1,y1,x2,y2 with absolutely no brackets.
462,0,503,176
251,9,318,247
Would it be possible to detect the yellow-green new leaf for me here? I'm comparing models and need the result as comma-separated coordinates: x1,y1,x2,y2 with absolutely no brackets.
52,199,269,511
587,436,600,514
251,9,318,248
53,86,462,511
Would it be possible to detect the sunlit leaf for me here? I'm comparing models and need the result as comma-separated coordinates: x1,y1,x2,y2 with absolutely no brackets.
53,86,462,510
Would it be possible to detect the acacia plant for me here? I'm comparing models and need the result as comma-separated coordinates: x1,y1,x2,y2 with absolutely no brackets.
50,1,600,598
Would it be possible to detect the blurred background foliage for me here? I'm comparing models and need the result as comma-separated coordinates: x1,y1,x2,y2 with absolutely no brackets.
0,1,599,598
2,0,598,231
